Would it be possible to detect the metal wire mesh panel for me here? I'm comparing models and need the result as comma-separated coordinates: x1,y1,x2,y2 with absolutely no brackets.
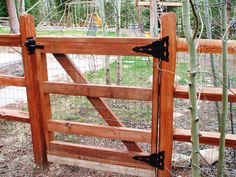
0,46,27,111
48,54,152,154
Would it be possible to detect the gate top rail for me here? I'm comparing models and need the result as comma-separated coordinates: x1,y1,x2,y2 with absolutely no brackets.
36,36,236,55
0,34,21,46
36,36,160,56
0,34,236,54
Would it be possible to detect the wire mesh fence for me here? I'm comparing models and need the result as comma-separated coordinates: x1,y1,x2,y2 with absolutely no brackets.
0,46,28,111
48,54,153,154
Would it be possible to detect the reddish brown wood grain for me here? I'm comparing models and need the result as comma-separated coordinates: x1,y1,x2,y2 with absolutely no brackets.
0,109,29,123
0,34,21,46
48,120,151,143
0,75,25,86
43,82,152,101
20,14,47,167
49,141,154,170
158,13,177,177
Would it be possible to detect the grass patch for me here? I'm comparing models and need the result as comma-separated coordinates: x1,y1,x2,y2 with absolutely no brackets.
87,56,152,87
0,27,10,33
51,56,153,124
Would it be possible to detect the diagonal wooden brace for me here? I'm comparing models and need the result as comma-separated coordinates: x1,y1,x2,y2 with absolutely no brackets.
53,54,142,152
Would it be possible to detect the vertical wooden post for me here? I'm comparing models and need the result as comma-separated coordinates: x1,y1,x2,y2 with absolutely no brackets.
20,14,48,167
35,51,53,150
151,59,159,154
158,13,176,177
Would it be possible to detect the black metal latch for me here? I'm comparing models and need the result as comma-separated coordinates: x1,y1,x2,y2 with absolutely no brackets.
24,37,44,55
133,36,169,61
133,151,165,170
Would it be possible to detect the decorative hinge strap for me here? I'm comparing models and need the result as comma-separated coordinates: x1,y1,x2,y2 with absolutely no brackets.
133,151,165,170
133,36,169,61
24,37,44,55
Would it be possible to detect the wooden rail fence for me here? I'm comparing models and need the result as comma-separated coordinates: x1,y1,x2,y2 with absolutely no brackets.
0,13,235,177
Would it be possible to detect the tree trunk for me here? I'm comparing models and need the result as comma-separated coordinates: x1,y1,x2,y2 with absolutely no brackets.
19,0,25,15
99,0,111,85
217,1,228,176
182,0,200,176
115,0,122,85
150,0,158,37
204,0,221,132
6,0,19,33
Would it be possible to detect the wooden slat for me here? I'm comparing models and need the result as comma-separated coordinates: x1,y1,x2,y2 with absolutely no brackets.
174,129,236,148
0,109,29,123
44,83,236,102
0,34,21,46
49,141,154,170
48,120,151,143
37,37,158,56
0,75,25,87
158,13,177,177
47,119,236,148
53,53,142,152
175,85,236,102
43,82,152,101
20,14,48,167
177,38,236,54
36,37,236,55
151,58,159,153
35,52,53,150
48,155,155,177
48,119,236,148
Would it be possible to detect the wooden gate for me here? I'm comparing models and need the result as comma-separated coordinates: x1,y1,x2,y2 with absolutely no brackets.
18,13,176,177
1,12,236,177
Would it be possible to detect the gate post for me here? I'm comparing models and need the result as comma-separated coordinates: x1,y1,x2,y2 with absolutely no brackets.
20,14,48,167
159,12,176,177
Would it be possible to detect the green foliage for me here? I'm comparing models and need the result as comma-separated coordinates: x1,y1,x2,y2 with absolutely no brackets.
0,1,7,17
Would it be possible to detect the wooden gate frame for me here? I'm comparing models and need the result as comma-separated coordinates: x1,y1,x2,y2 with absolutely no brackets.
18,13,176,177
1,12,236,177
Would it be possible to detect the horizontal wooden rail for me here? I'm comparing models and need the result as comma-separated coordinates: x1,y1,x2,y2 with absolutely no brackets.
47,120,236,148
48,120,150,143
48,119,236,148
36,37,236,55
0,75,25,87
48,154,154,177
44,82,236,102
0,109,29,123
175,85,236,102
174,129,236,148
0,34,21,46
0,36,235,55
37,37,158,56
43,82,151,101
177,38,236,54
49,141,154,170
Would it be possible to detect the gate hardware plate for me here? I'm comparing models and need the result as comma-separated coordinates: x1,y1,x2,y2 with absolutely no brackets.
25,37,44,55
133,36,169,61
133,151,165,170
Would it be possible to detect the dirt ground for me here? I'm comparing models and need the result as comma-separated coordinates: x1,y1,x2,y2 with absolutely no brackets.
0,100,236,177
0,121,136,177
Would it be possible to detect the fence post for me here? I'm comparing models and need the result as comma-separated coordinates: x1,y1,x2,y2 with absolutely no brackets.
158,13,177,177
19,14,48,167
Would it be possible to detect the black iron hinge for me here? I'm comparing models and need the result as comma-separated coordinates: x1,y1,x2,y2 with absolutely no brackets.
24,37,44,55
133,36,169,61
133,151,165,170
